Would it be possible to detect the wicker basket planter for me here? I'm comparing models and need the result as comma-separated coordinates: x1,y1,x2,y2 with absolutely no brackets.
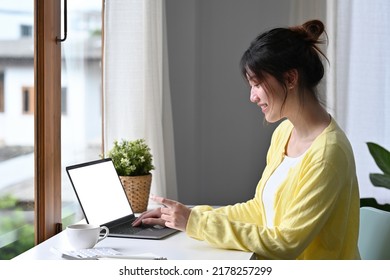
120,174,152,213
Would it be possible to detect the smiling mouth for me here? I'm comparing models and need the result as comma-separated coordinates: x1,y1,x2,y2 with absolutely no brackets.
260,103,268,112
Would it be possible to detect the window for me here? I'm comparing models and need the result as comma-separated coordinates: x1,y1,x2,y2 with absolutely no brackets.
20,24,32,38
60,1,102,229
0,72,4,112
61,87,67,115
22,86,34,114
0,1,34,259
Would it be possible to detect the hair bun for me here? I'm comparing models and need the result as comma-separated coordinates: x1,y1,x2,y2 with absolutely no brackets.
302,20,324,41
290,19,325,43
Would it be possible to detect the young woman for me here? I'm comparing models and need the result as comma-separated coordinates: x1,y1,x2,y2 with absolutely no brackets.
133,20,361,260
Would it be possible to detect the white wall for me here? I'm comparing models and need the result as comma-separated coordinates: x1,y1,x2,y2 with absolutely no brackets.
166,0,292,205
3,67,34,145
0,0,33,40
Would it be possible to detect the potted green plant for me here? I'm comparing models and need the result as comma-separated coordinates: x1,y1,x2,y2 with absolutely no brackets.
107,139,154,212
367,142,390,190
364,142,390,211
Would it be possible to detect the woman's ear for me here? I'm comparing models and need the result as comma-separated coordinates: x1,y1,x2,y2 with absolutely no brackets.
285,69,298,90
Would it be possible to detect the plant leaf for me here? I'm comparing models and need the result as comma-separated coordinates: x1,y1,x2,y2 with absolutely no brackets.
367,142,390,175
369,173,390,190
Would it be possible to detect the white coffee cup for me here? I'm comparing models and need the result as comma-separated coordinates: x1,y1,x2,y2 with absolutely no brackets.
66,224,109,250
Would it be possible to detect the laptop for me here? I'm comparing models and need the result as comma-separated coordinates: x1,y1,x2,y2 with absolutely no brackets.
65,158,178,239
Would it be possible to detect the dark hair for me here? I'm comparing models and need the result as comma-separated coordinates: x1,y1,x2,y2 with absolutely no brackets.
240,20,327,106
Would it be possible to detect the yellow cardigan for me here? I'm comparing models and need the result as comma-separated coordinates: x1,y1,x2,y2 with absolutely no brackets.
186,118,361,259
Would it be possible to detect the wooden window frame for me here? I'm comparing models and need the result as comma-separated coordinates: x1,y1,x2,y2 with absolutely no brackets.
34,0,62,244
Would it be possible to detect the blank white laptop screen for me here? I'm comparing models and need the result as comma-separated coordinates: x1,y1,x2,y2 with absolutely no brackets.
67,160,133,225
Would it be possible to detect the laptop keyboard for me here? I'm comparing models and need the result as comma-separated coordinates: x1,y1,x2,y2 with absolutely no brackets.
111,222,146,235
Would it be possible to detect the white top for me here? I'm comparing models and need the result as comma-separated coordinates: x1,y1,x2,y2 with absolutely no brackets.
262,153,305,227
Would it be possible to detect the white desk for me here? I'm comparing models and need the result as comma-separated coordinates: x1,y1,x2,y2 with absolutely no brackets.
13,227,254,260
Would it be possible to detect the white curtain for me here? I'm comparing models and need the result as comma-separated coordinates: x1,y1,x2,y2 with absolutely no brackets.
326,0,390,204
103,0,177,199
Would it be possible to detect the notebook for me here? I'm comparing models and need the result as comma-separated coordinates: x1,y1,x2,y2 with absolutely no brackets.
65,158,178,239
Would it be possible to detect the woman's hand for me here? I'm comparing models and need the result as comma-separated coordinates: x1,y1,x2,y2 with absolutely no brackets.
132,207,166,227
132,195,191,232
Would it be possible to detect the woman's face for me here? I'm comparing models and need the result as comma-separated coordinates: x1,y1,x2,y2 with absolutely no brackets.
247,73,287,123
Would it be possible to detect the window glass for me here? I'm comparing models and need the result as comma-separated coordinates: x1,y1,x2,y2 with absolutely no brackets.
0,0,34,259
61,1,102,227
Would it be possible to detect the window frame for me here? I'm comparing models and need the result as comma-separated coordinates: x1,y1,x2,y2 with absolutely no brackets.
34,0,62,244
